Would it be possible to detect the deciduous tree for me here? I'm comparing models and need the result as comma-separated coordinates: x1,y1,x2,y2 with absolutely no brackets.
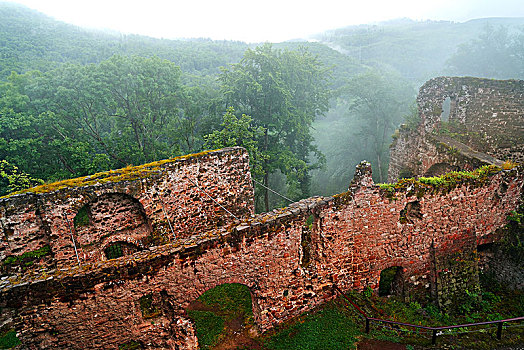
220,44,331,210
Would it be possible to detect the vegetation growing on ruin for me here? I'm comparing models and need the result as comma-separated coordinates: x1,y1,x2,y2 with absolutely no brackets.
186,283,254,349
73,205,90,227
379,164,508,200
264,300,361,349
138,294,162,319
0,329,20,349
503,204,524,264
257,281,523,349
1,149,217,198
434,121,490,151
2,245,51,267
0,160,43,196
118,340,143,350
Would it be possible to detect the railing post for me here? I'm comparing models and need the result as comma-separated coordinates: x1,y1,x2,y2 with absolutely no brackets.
497,322,503,340
432,330,437,345
365,318,370,333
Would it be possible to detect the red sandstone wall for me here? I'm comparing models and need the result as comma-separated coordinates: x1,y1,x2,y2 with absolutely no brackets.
4,199,330,349
1,163,521,349
316,164,522,303
0,147,254,270
74,193,152,262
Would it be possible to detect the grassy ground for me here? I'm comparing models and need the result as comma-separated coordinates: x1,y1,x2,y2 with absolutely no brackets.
262,300,362,350
187,279,524,350
186,283,255,349
0,329,20,349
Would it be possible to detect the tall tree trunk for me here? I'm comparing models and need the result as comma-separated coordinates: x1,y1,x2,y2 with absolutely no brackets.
376,152,383,183
264,128,269,212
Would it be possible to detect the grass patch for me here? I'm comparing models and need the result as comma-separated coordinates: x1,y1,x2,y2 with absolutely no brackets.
343,282,524,349
186,283,253,349
186,310,225,349
198,283,253,320
0,329,20,349
264,300,361,350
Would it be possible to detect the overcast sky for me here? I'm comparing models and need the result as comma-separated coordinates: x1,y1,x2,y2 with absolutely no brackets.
6,0,524,42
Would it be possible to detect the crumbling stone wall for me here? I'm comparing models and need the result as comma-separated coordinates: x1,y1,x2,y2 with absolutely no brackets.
431,236,480,310
0,147,254,270
389,77,524,181
1,158,521,349
316,163,522,305
74,193,152,262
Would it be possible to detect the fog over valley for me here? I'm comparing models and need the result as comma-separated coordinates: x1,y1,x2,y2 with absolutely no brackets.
0,0,523,209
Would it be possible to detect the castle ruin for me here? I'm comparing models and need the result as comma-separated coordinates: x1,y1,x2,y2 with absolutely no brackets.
0,77,522,349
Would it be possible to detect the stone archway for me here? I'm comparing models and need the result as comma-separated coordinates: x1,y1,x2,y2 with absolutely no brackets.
185,283,260,349
378,266,404,297
72,192,152,262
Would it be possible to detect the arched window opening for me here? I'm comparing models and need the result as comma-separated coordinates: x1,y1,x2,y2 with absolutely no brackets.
379,266,404,297
73,205,90,228
104,242,139,260
399,201,422,224
139,294,162,319
440,96,451,122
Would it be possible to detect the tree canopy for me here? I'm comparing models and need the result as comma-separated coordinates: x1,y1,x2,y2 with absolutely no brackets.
1,3,523,208
220,44,331,210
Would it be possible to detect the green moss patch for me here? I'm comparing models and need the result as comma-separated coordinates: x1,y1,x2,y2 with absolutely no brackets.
2,245,51,267
379,164,504,200
0,329,20,349
138,294,161,319
118,340,143,350
2,149,219,198
186,283,253,349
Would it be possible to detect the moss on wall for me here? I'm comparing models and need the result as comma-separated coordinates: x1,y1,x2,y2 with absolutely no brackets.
1,149,219,198
380,164,506,200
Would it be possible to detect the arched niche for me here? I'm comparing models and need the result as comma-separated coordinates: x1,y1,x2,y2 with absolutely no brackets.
72,192,152,261
103,241,140,260
378,266,404,297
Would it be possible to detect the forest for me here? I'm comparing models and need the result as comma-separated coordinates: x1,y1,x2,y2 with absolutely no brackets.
1,2,523,211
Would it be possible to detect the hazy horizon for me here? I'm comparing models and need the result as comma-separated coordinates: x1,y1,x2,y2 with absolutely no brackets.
4,0,524,43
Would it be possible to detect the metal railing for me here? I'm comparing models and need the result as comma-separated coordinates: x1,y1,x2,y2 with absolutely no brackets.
333,285,524,345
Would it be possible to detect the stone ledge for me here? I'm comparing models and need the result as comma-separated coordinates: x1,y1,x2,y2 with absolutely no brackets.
1,147,244,200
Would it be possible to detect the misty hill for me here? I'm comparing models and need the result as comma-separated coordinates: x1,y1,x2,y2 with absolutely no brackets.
314,17,524,83
0,2,522,200
0,2,249,80
2,2,523,85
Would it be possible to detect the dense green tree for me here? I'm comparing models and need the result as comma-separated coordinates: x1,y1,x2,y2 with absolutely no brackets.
0,56,196,181
97,55,184,164
0,160,42,196
311,68,414,191
345,69,414,182
204,107,266,178
0,72,92,181
220,44,331,210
